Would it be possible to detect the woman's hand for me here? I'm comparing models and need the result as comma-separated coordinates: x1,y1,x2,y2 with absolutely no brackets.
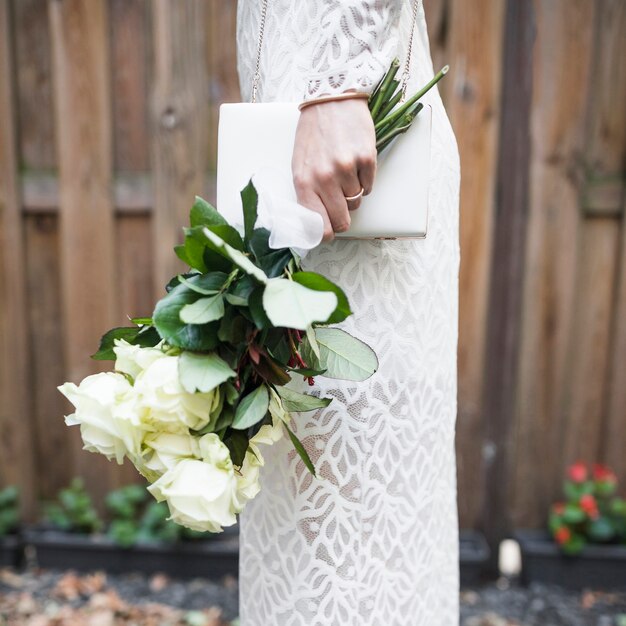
291,95,377,241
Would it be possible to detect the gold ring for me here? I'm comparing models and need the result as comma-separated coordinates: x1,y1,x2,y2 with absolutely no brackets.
344,186,364,202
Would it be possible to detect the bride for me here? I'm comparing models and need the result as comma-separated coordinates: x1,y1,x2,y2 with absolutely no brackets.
235,0,461,624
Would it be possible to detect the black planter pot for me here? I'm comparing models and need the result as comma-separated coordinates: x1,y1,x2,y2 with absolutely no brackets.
514,528,626,591
23,525,239,580
0,535,22,568
459,529,490,586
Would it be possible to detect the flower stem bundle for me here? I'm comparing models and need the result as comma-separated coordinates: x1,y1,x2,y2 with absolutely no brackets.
369,59,449,153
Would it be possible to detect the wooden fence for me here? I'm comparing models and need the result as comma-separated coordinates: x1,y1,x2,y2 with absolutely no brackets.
1,0,625,563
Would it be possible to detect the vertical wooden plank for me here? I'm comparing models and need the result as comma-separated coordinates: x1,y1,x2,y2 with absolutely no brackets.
0,0,37,515
151,0,209,296
110,0,150,172
207,0,239,174
593,0,626,478
434,0,505,530
480,0,535,573
49,0,117,498
13,0,56,170
24,214,73,499
511,0,594,527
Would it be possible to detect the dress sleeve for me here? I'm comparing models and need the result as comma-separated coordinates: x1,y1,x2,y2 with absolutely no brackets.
302,0,404,102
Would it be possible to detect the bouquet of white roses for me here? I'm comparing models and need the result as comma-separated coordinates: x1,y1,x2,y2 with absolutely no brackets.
59,60,448,533
59,182,378,532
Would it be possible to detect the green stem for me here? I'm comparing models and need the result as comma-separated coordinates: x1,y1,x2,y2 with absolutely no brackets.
374,65,449,133
369,58,400,119
376,88,404,123
375,101,423,142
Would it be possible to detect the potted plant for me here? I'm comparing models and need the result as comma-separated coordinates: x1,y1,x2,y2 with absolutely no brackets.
515,461,626,590
25,479,238,579
0,486,22,567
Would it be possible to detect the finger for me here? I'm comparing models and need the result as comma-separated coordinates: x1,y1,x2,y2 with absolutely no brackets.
294,187,335,242
356,150,377,196
317,182,351,233
339,172,364,212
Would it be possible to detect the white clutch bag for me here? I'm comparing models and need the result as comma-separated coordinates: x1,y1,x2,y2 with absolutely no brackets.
216,0,430,241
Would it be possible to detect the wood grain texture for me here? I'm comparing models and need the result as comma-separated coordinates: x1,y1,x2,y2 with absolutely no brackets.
49,0,118,496
480,0,535,572
592,0,626,478
13,0,56,170
110,0,150,172
151,0,209,296
24,215,72,500
428,0,505,529
512,0,594,528
0,0,37,515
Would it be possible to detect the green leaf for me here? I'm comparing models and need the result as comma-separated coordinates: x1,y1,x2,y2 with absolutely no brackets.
276,386,332,412
201,227,268,283
283,422,316,477
587,516,615,542
130,317,152,325
562,503,586,524
251,353,291,386
301,328,378,381
190,196,227,228
218,310,249,344
180,293,225,324
292,271,351,324
225,275,256,306
175,235,208,272
178,351,236,394
178,272,227,295
248,227,294,278
232,385,269,430
249,286,272,330
262,278,338,330
224,430,249,467
91,326,161,361
241,178,258,242
153,283,220,351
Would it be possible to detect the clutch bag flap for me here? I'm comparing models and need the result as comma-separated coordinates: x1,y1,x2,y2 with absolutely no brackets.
216,102,432,239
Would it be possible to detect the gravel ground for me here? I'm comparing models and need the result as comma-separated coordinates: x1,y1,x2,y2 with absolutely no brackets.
2,567,626,625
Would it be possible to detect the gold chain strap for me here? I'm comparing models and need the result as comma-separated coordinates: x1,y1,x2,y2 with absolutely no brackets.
251,0,422,104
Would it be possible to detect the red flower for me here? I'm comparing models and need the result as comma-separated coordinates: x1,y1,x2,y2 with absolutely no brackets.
552,501,566,515
568,461,588,483
580,493,599,519
592,463,617,484
555,526,571,545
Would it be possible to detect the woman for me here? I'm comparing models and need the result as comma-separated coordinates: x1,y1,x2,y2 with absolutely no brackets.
236,1,461,624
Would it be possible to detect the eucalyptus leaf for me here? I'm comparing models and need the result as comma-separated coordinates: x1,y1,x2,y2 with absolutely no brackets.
180,294,225,324
284,421,316,477
292,271,351,324
178,351,235,394
301,328,378,381
232,385,270,430
276,387,332,412
262,278,337,330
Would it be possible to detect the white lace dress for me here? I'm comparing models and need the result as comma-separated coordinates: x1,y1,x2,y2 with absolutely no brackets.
235,1,461,624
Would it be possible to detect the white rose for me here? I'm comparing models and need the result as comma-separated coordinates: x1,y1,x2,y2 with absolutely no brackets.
148,438,238,532
133,356,220,433
113,339,165,379
234,449,263,510
58,372,143,464
139,432,200,479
